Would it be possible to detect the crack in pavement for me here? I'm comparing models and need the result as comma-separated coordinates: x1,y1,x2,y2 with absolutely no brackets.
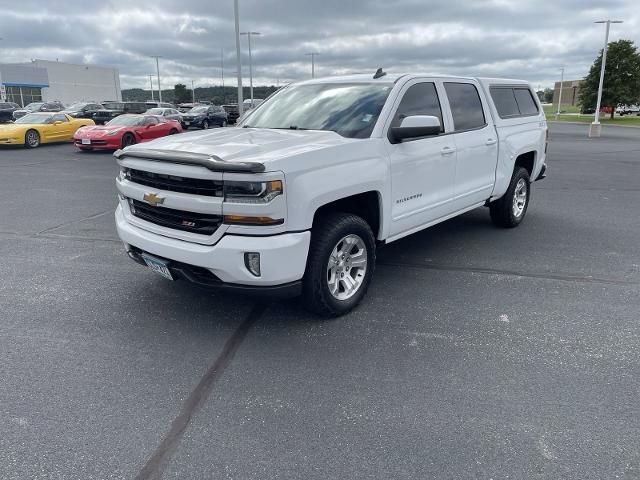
134,302,267,480
36,209,114,235
377,260,639,286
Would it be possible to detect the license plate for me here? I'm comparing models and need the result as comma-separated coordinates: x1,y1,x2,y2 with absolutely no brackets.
184,121,190,125
141,253,173,280
81,139,91,145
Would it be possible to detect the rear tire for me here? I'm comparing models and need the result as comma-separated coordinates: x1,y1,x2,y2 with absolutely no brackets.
489,167,531,228
121,133,136,148
169,128,178,135
202,120,209,129
25,129,40,148
302,213,376,317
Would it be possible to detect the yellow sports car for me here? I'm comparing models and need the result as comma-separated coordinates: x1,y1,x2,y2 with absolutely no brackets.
0,112,95,148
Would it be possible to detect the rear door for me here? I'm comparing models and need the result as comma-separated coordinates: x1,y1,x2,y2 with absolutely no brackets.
384,79,458,239
442,81,498,209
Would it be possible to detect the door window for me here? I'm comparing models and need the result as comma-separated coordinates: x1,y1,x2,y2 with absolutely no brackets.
444,82,486,131
390,82,443,133
52,113,68,122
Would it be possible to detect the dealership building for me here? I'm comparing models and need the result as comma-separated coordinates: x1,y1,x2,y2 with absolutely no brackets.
0,59,121,106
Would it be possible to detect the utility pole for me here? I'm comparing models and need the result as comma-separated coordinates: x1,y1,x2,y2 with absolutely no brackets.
148,75,154,101
555,68,564,120
234,0,243,116
150,55,162,102
589,19,623,137
305,52,320,78
241,31,261,106
192,80,195,104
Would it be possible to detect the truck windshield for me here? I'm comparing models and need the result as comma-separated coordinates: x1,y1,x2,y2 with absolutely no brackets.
239,82,392,139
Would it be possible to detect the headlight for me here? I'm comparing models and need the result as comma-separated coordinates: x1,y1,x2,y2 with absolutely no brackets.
118,167,131,181
224,180,283,204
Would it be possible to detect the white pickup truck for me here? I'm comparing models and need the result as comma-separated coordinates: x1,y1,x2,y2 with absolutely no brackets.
115,72,547,316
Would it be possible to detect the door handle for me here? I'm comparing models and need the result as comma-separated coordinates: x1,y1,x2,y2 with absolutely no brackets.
440,146,456,155
485,138,497,145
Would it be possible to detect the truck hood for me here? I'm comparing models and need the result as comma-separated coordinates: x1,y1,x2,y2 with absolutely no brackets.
123,127,355,167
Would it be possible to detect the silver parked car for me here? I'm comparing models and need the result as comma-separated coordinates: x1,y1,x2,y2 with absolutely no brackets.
145,107,183,122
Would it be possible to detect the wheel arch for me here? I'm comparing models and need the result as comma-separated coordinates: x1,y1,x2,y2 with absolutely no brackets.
311,190,384,240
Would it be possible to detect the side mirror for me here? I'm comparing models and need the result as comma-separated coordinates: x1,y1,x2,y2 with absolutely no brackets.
390,115,441,143
54,120,62,125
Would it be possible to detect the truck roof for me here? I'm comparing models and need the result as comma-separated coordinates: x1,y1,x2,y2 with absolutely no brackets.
295,73,532,87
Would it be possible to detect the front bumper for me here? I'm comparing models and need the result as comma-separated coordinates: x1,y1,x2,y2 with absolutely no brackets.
116,205,310,291
74,138,121,150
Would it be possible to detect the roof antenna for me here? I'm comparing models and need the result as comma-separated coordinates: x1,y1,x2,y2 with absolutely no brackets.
373,68,386,79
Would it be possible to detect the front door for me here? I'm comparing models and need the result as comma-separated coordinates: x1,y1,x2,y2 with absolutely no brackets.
384,80,458,239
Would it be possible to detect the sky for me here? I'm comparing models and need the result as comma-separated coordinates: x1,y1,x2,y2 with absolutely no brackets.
1,0,638,90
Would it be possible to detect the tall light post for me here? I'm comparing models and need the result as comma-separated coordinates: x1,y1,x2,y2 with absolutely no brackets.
234,0,243,116
148,75,154,101
0,37,5,102
150,55,163,102
555,67,564,120
191,80,196,104
221,48,225,104
305,52,320,78
240,31,261,106
589,19,623,137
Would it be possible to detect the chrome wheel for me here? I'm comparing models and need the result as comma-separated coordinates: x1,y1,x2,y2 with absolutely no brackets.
512,178,528,218
203,120,209,129
26,130,40,148
327,234,368,301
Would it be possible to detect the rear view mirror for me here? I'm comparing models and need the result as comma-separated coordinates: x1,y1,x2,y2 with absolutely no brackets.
390,115,441,143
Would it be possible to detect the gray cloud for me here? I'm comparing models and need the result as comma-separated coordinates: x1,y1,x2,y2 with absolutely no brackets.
1,0,638,89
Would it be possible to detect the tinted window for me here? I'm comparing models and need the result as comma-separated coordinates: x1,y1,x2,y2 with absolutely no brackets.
143,116,158,125
52,113,68,122
390,82,443,131
513,88,539,115
490,88,520,118
444,82,486,131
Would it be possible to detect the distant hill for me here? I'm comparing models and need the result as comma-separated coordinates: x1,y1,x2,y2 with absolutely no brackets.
122,85,280,105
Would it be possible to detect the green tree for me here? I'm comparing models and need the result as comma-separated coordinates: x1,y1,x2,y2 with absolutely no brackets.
579,39,640,119
173,83,191,104
543,88,554,103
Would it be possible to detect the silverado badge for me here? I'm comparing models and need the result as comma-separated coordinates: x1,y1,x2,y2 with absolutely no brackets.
143,193,165,206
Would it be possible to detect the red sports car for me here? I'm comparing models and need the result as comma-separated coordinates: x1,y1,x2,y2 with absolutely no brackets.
74,114,182,150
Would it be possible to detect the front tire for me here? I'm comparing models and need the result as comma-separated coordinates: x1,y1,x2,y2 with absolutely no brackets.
121,133,136,148
302,213,376,317
25,129,40,148
202,120,209,129
489,167,531,228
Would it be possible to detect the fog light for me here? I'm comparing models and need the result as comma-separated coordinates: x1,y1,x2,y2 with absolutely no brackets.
244,252,261,277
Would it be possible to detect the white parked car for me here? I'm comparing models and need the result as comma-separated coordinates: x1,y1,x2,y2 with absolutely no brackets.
615,104,640,116
114,72,548,316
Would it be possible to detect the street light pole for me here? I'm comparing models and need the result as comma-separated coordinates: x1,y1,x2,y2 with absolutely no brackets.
589,19,623,137
221,48,225,104
148,75,154,101
150,55,163,103
241,31,261,106
234,0,243,116
305,52,320,78
555,67,564,120
192,80,195,104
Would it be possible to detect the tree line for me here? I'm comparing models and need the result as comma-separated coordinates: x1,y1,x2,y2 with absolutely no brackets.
122,84,281,105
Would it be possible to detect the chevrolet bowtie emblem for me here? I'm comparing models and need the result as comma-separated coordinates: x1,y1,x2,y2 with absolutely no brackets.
143,192,165,206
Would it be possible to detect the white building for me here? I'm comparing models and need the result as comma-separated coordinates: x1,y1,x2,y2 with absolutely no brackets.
0,59,121,106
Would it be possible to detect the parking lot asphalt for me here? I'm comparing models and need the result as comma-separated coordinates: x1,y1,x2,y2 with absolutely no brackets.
1,122,639,479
